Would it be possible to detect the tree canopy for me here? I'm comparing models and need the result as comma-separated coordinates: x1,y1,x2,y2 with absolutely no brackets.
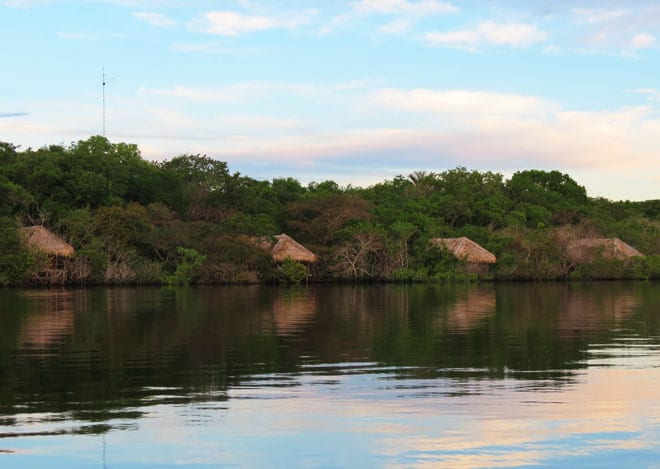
0,136,657,285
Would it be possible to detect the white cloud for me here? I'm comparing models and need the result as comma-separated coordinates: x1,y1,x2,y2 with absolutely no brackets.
376,18,411,35
631,33,655,49
317,13,355,35
321,0,456,35
88,0,195,6
629,88,660,101
372,89,554,117
426,21,548,48
57,31,125,40
4,85,660,200
1,0,49,7
352,0,457,16
138,80,380,103
58,31,102,40
543,44,562,55
571,8,629,24
479,21,548,46
189,10,318,36
0,112,28,118
566,5,660,54
426,29,478,47
4,0,191,7
331,78,383,91
129,87,659,194
137,82,318,102
365,89,660,193
132,12,175,27
138,85,235,102
170,42,273,57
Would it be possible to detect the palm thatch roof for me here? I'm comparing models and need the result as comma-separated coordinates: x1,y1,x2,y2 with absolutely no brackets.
18,226,75,257
270,234,317,264
430,237,496,264
567,238,643,263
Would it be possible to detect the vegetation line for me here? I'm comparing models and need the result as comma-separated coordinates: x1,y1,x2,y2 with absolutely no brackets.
0,137,658,286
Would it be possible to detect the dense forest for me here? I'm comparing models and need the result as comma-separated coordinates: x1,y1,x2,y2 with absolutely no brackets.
1,136,658,285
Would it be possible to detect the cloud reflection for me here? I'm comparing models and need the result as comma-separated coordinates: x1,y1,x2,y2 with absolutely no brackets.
1,283,658,467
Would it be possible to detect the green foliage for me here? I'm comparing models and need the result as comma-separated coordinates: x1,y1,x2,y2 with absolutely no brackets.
163,247,207,286
0,179,33,216
76,238,107,283
0,218,34,285
494,227,570,280
569,258,648,281
644,255,660,279
278,257,308,284
0,136,657,285
390,243,478,283
285,193,372,246
272,177,306,205
132,259,164,284
221,213,279,237
506,170,587,227
390,268,477,283
94,203,151,249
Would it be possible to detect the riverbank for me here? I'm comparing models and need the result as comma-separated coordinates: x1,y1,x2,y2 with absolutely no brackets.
1,137,658,287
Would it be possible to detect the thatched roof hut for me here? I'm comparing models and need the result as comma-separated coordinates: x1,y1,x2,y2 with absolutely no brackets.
567,238,643,264
18,226,75,257
270,234,317,264
430,237,496,264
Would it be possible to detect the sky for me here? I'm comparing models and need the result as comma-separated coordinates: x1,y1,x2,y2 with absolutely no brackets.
1,0,659,201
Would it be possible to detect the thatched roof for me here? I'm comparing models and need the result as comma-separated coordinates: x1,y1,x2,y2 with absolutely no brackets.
18,226,75,257
567,238,643,263
270,234,317,264
430,237,496,264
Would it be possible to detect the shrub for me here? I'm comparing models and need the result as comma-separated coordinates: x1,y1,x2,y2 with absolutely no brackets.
0,218,35,285
278,257,308,284
162,247,207,285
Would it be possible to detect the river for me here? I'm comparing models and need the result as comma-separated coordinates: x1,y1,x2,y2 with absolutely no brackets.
0,282,658,467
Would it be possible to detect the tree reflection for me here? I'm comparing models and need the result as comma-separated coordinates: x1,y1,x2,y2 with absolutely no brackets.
0,282,656,435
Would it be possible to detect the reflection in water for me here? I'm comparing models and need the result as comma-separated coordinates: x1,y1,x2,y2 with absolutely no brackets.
271,288,316,336
0,282,658,467
563,287,638,331
18,290,74,350
438,286,496,331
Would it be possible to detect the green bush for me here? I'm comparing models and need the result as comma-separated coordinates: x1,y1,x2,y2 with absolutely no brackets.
391,267,477,283
391,268,428,282
278,257,308,284
570,257,650,280
645,255,660,279
0,218,35,286
163,247,207,285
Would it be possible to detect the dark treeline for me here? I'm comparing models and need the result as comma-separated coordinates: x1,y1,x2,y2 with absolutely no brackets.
1,136,658,285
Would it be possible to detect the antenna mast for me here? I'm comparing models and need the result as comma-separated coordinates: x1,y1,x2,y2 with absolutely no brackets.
102,68,106,136
101,69,116,137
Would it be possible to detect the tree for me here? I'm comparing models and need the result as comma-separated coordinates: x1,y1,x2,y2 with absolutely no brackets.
506,170,587,226
0,217,34,285
160,155,242,222
429,168,508,229
271,177,306,205
163,247,207,285
285,194,373,245
331,224,385,279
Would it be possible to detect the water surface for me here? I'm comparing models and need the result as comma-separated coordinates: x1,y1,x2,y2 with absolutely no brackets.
0,282,658,467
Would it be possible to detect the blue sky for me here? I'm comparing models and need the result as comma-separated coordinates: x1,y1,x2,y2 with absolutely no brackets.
1,0,659,200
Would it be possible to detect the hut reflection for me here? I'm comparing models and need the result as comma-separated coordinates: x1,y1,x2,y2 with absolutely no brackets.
18,290,74,349
439,287,496,332
559,286,638,332
272,288,316,336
